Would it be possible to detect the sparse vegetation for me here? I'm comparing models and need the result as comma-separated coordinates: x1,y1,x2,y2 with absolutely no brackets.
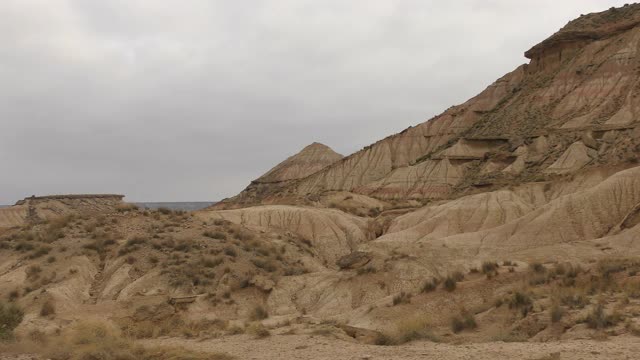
443,275,458,292
248,305,269,321
550,304,564,323
421,278,440,293
204,231,227,240
246,322,270,338
392,291,412,306
450,310,477,333
481,261,499,275
584,304,622,329
375,316,439,346
508,291,533,317
43,321,234,359
530,262,546,273
40,299,56,317
0,301,23,340
356,265,377,275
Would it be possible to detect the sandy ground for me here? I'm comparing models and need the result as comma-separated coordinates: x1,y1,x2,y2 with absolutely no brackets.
141,334,640,360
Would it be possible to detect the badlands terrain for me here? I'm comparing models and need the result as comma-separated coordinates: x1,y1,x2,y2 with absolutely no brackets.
4,4,640,360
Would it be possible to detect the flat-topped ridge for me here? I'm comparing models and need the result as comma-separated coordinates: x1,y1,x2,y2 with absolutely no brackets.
15,194,124,205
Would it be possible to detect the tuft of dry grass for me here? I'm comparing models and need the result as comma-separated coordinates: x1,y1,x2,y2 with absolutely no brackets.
43,320,234,360
0,301,23,340
248,305,269,321
392,291,412,306
450,310,477,333
246,322,270,338
40,299,56,317
421,278,440,293
374,316,439,346
443,275,458,292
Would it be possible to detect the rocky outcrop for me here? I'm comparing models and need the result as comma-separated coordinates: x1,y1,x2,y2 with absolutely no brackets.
525,4,640,71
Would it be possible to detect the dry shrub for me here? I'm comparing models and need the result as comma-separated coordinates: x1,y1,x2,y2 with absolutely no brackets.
44,321,234,360
584,304,622,329
40,299,56,317
392,291,412,306
481,261,499,275
203,231,227,240
0,301,23,340
550,303,564,323
246,322,270,338
450,310,477,333
529,262,546,274
443,276,457,292
508,291,533,317
421,278,440,293
374,316,438,346
248,305,268,321
116,203,139,212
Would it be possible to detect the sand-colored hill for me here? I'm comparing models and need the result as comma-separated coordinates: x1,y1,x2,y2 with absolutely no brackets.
256,143,343,184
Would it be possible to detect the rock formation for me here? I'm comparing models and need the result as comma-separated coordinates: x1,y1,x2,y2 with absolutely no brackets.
220,3,640,206
216,142,343,208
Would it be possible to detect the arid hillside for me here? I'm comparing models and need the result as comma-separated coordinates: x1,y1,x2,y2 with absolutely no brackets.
3,4,640,360
219,3,640,207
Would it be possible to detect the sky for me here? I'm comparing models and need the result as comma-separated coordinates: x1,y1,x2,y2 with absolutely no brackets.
0,0,630,203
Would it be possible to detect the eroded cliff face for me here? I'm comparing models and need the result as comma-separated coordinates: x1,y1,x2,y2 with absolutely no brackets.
222,4,640,205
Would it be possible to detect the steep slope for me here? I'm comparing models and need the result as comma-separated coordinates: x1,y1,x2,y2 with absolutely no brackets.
220,3,640,205
257,142,343,183
218,142,343,208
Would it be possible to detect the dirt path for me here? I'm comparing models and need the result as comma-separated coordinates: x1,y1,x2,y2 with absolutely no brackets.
141,334,640,360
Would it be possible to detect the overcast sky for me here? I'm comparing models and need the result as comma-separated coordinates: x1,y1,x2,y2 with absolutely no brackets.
0,0,630,203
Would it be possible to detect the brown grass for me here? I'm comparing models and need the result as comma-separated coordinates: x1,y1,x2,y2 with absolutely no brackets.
246,322,270,338
375,316,439,345
42,320,235,360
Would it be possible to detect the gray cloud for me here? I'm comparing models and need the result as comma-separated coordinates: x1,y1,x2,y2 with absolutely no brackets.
0,0,629,202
